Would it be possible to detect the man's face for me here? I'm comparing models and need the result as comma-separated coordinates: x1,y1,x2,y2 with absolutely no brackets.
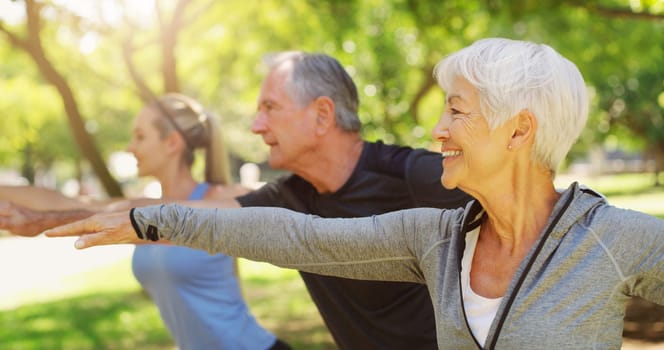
252,63,319,170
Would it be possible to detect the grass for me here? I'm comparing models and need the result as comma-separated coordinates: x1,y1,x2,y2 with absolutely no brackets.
239,262,336,349
0,291,171,350
555,172,664,219
0,258,335,350
0,259,172,350
1,173,663,349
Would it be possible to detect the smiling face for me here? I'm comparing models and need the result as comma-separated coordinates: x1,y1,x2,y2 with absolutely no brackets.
251,62,319,171
126,106,172,178
432,76,514,193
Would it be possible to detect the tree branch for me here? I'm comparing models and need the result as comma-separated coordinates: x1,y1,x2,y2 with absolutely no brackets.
409,66,437,124
122,37,158,103
568,1,664,21
7,0,124,196
155,0,191,93
181,0,216,27
595,6,664,20
0,22,29,50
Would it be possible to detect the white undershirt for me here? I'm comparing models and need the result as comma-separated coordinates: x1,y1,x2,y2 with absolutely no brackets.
461,227,503,346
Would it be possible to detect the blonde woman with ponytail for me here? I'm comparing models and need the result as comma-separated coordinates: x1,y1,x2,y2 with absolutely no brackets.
0,94,290,350
128,94,290,350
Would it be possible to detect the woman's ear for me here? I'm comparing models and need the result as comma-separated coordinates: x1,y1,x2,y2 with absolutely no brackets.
314,96,336,134
165,131,186,155
510,109,536,149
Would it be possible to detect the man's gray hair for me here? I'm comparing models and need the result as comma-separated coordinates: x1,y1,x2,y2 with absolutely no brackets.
264,51,361,132
434,38,589,173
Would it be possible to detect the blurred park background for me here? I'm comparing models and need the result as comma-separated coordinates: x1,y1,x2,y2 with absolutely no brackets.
0,0,663,349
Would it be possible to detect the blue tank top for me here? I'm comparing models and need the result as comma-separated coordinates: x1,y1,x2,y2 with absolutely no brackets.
132,183,276,350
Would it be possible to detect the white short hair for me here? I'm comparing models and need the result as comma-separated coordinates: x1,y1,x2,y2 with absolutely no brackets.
434,38,589,173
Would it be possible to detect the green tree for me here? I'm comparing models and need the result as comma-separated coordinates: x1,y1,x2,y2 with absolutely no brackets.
0,0,123,194
1,0,664,188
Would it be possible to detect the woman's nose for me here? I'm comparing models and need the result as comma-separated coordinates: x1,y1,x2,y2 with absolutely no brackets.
431,113,450,142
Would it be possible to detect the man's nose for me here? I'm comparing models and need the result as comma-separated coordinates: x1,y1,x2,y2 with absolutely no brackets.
251,112,267,134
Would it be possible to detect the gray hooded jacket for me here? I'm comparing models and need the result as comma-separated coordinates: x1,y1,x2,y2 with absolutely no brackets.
131,182,664,349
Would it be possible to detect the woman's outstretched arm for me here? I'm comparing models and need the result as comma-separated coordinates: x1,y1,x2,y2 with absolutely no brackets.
46,204,447,283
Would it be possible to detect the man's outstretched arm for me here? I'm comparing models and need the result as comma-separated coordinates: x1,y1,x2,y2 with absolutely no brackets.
0,201,93,237
0,185,111,236
0,184,240,237
0,185,91,211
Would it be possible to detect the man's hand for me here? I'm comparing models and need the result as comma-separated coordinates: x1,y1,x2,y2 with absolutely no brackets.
44,210,142,249
0,201,53,237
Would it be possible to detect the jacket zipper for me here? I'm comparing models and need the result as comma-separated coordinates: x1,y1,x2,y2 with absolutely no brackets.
483,190,576,349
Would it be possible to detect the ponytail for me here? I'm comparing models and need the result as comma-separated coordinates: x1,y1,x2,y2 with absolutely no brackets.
203,112,233,185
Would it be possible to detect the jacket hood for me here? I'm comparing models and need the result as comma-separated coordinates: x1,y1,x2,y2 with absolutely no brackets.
548,182,606,240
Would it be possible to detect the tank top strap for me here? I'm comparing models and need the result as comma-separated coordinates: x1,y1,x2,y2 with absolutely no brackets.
189,183,210,200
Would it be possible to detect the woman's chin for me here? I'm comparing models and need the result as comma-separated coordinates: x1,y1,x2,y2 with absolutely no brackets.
440,176,457,190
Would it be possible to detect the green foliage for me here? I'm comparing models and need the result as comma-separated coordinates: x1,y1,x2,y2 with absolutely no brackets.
470,1,664,166
0,72,77,177
1,0,664,179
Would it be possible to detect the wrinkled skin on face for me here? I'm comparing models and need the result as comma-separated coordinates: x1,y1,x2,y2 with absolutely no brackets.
251,62,320,173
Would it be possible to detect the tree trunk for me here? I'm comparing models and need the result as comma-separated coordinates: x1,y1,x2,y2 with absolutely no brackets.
645,143,664,187
21,144,35,185
32,52,123,196
0,0,123,197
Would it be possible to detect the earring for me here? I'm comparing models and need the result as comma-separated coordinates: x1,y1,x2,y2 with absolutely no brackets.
508,144,512,150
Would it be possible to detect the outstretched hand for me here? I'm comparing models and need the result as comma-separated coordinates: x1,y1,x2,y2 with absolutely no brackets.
0,201,50,237
44,210,141,249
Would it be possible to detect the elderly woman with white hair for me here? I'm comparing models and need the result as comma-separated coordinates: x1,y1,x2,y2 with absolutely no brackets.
46,38,664,349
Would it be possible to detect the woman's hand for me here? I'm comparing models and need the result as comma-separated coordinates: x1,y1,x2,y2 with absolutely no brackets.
44,210,141,249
